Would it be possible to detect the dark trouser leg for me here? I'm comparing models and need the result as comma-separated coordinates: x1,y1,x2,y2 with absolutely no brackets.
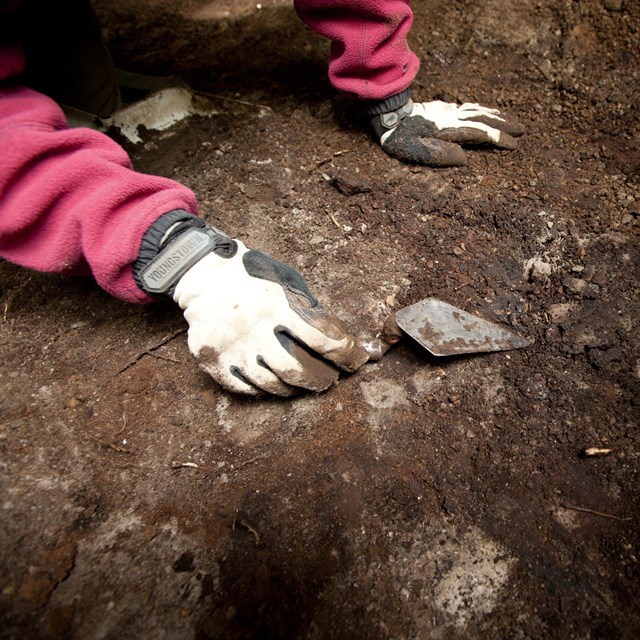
16,0,120,117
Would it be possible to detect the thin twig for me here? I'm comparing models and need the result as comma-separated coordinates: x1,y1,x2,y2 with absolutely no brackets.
313,149,350,168
168,455,263,475
560,502,630,521
232,514,262,546
107,443,131,453
117,327,187,374
526,53,555,84
582,447,612,457
328,211,341,229
171,461,199,469
232,456,263,472
199,91,273,111
147,352,180,364
2,276,33,321
112,413,127,436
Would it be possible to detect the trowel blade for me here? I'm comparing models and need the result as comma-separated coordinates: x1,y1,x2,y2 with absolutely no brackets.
395,298,532,357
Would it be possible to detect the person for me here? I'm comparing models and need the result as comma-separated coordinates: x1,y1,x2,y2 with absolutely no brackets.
0,0,523,397
294,0,525,167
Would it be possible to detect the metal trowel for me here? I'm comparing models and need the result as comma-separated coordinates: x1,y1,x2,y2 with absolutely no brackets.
363,297,532,361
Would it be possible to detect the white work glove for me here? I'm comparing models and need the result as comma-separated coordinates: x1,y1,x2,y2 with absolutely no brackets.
371,98,525,167
172,239,369,396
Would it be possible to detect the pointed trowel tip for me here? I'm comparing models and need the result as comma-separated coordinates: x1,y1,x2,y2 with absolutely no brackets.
395,298,533,357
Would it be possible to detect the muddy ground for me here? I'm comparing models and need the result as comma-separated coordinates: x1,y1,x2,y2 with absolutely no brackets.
1,0,639,638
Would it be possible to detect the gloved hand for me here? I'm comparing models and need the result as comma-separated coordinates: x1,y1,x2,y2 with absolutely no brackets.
370,98,525,167
171,238,369,396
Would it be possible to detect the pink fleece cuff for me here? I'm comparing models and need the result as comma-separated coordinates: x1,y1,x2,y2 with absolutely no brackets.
0,85,199,303
294,0,419,101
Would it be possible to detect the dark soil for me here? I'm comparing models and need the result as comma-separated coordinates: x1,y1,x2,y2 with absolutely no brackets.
1,1,638,638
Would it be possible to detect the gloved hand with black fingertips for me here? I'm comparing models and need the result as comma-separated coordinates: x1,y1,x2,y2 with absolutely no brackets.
133,211,369,396
367,88,525,167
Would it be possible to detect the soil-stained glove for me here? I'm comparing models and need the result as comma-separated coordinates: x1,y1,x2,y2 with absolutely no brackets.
370,96,525,167
135,214,369,396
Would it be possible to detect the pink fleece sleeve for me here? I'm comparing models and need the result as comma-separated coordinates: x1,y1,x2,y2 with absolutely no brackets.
294,0,419,101
0,85,199,303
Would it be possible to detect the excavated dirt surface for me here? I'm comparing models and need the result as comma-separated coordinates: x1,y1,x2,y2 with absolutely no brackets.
1,1,639,638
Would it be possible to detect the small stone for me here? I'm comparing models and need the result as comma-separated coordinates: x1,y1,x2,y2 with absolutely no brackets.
547,302,576,325
588,347,623,368
525,257,553,282
173,551,195,573
18,572,55,607
442,496,458,515
143,526,158,541
603,0,623,11
561,276,599,299
331,170,371,196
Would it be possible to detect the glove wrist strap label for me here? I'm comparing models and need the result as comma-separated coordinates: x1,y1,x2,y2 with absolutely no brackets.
139,227,237,294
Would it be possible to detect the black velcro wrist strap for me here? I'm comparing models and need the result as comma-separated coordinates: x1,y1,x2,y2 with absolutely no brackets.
133,210,204,292
138,227,237,295
364,87,412,116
